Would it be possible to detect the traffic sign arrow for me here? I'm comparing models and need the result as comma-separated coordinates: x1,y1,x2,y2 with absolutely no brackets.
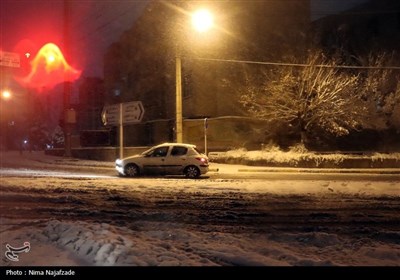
101,104,119,126
123,101,145,124
102,101,145,126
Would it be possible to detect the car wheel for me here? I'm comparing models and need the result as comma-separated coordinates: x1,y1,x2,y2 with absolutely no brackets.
125,164,140,177
184,166,200,178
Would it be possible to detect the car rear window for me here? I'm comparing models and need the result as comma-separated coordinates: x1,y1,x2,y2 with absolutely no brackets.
171,146,188,156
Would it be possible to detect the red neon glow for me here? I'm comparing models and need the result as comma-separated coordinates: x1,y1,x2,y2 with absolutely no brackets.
15,43,81,90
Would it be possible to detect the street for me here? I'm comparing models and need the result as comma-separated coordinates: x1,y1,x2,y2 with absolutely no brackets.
0,152,399,266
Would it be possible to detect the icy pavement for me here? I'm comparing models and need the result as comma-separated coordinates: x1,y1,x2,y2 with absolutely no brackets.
1,150,399,266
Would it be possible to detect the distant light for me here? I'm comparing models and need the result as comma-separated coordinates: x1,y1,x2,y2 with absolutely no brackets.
1,90,11,100
23,140,28,144
192,9,213,33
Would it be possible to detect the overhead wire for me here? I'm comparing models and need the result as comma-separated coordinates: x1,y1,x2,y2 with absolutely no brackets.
191,57,400,70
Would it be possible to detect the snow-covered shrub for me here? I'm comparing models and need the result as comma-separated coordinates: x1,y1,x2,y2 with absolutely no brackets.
49,126,65,148
288,143,308,154
261,140,281,152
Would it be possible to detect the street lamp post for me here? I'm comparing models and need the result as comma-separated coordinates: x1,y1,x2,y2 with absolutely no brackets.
175,56,183,143
1,89,27,153
175,8,213,144
1,90,12,150
63,0,72,157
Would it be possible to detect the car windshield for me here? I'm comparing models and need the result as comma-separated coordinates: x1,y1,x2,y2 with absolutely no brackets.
141,148,154,156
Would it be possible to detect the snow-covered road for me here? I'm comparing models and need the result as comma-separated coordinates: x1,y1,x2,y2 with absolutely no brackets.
1,174,399,266
0,168,115,179
1,151,399,266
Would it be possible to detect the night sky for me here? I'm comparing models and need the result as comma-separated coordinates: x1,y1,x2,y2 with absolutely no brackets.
1,1,64,62
1,0,369,79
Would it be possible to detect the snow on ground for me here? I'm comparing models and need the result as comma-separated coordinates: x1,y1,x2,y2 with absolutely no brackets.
1,151,399,266
220,146,400,164
1,219,86,266
3,218,400,266
0,170,399,196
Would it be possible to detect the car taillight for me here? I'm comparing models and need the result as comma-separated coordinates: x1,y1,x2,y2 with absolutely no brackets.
196,157,208,164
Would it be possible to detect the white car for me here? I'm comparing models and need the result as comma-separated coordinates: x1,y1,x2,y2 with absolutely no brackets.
116,143,209,178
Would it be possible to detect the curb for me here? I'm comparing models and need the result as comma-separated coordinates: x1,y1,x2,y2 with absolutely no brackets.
236,168,400,174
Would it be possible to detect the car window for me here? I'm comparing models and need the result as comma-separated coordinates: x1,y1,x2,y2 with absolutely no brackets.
142,147,154,156
151,147,168,157
171,146,187,156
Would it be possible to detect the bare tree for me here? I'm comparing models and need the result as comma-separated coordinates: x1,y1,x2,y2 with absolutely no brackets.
240,51,366,145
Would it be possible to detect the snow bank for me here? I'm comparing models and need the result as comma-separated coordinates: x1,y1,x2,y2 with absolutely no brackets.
213,147,400,168
20,220,400,266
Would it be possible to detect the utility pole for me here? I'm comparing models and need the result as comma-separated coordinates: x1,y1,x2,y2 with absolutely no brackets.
63,0,72,157
175,55,183,143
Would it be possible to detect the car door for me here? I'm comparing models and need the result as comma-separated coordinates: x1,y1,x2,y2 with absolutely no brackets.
163,145,188,175
142,146,169,175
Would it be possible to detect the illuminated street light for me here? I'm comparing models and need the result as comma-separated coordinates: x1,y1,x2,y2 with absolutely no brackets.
1,90,12,100
176,8,214,143
192,9,214,33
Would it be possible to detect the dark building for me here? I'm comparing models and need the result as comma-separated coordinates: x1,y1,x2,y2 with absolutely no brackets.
77,77,110,146
312,0,400,58
78,77,105,131
311,0,400,151
104,0,311,150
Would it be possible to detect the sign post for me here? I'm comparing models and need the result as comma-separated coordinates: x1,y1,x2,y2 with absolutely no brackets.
102,101,145,159
204,118,208,156
119,103,123,159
